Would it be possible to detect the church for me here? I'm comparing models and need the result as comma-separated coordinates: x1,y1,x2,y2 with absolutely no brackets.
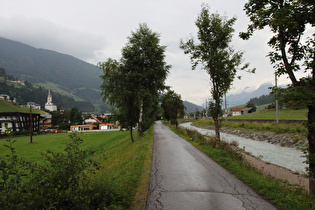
45,89,57,112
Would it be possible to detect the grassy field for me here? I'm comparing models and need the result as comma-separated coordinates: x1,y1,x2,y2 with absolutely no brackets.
229,108,308,120
0,129,153,209
37,81,85,101
193,118,307,136
0,99,45,114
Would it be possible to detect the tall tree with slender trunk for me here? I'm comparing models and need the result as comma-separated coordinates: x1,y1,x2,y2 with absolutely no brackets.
99,24,170,141
180,5,254,146
240,0,315,194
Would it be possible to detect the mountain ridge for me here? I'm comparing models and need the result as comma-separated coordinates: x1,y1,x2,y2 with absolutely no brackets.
0,37,102,104
226,83,275,107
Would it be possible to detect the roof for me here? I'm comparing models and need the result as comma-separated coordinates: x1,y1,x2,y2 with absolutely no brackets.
231,107,248,112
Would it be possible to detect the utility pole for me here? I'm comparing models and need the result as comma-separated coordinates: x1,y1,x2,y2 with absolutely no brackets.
29,106,33,143
275,73,279,123
225,93,227,121
205,99,208,118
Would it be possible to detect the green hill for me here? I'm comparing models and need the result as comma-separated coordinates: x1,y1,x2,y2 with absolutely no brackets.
0,99,45,114
0,37,102,105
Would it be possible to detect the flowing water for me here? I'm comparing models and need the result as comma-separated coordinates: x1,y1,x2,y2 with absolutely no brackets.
180,122,307,173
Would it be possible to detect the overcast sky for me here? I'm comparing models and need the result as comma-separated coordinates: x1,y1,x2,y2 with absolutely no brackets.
0,0,309,106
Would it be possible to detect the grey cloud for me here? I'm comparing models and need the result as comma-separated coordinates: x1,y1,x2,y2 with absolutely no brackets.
0,16,107,63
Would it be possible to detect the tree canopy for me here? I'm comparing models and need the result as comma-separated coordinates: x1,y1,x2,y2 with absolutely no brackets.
240,0,315,194
98,23,170,141
180,5,254,144
161,89,185,127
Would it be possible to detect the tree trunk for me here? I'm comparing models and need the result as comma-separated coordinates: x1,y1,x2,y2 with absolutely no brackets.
213,116,220,146
130,125,134,143
138,99,144,137
308,59,315,194
308,104,315,194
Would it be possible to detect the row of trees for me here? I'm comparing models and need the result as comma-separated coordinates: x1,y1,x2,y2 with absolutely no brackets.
98,0,315,194
51,106,84,130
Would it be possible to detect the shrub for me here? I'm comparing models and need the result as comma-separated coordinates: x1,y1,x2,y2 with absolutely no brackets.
0,133,124,209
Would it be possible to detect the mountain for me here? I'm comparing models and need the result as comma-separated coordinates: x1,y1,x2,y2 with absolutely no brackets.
0,37,102,105
226,83,275,107
183,100,204,113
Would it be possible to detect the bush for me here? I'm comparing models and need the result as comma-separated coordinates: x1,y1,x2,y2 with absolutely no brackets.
0,133,124,209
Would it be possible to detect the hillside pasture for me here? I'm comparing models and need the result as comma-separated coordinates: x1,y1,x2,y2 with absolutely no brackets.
230,108,307,121
0,129,153,209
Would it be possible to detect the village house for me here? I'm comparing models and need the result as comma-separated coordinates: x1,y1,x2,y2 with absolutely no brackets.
25,102,41,110
0,94,16,102
70,124,97,132
231,107,253,116
84,114,103,125
71,113,121,132
0,111,40,134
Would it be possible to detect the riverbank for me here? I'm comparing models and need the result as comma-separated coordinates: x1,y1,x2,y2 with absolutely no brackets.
185,122,309,192
194,123,308,149
240,148,309,193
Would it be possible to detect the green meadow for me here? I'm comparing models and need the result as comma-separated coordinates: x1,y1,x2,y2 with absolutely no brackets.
230,108,308,121
0,129,153,209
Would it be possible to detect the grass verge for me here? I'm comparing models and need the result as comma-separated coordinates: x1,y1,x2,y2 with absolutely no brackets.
165,122,315,210
193,118,307,135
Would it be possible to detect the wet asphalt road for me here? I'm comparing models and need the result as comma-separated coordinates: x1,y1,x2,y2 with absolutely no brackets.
146,121,276,210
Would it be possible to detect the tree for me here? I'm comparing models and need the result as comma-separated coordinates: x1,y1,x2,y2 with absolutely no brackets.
246,102,257,112
180,5,254,145
240,0,315,194
99,23,170,141
161,89,185,127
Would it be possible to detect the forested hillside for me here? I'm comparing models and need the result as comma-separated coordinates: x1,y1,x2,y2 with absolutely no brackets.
0,68,107,112
247,93,275,106
0,37,102,104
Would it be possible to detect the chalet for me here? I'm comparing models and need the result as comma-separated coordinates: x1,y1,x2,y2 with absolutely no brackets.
84,114,103,125
0,99,41,134
0,112,40,134
40,114,52,129
231,107,253,116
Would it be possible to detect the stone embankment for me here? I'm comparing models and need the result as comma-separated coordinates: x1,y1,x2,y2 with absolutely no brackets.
197,125,308,150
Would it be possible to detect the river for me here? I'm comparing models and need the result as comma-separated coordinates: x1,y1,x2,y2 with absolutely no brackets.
180,122,307,173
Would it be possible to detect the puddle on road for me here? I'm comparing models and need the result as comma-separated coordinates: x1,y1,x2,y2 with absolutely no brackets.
180,122,307,173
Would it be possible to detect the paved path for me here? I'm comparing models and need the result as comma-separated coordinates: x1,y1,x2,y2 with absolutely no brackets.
146,121,276,210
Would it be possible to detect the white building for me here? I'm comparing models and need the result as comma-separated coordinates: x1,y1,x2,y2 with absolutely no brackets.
45,89,57,112
26,102,41,110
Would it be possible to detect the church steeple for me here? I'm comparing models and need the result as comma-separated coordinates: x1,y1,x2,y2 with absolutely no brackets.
45,89,57,111
46,89,53,105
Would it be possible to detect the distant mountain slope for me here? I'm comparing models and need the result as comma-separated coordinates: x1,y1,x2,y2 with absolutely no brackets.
226,83,274,107
0,37,102,104
183,100,204,113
